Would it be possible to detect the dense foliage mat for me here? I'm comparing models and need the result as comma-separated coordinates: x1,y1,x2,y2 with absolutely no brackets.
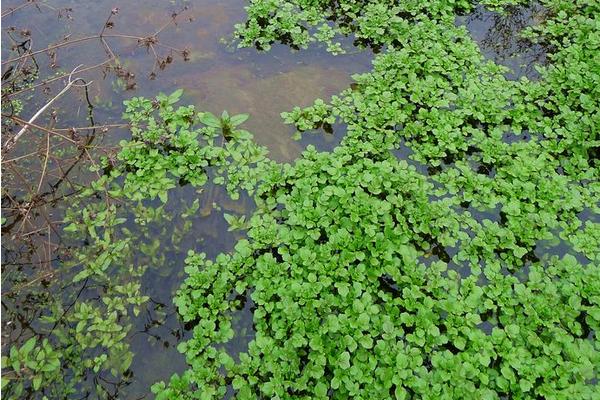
153,0,600,399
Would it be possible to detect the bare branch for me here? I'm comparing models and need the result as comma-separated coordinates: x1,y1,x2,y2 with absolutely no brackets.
3,65,92,152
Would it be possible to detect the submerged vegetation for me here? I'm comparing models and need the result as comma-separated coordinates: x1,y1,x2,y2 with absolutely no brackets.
2,0,600,398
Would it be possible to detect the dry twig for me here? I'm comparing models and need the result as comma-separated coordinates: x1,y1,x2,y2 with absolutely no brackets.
3,65,91,152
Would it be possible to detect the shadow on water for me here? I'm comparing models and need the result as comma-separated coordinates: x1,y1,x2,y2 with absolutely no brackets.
456,1,549,80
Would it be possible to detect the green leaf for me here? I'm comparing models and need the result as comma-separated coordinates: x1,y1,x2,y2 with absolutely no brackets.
230,113,249,127
199,112,221,128
21,337,36,355
32,375,42,390
223,213,235,225
168,89,184,104
339,351,351,370
158,191,168,203
315,382,328,397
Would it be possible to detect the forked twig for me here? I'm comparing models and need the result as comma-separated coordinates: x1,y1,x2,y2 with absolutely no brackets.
3,65,92,152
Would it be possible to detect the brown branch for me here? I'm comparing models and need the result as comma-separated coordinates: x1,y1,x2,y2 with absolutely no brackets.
2,27,187,66
1,1,35,18
3,66,91,152
37,128,51,193
7,59,112,97
54,123,127,132
7,116,79,144
2,35,100,65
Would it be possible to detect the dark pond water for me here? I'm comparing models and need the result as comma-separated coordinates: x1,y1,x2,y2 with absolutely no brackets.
1,0,549,398
456,1,548,80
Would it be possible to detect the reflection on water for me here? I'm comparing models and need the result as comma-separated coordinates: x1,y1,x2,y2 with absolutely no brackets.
457,1,548,79
125,183,252,395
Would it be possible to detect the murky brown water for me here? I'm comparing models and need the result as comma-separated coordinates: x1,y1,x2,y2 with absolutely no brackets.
2,0,372,159
1,0,548,398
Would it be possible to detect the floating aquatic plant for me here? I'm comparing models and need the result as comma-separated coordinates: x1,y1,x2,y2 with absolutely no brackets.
3,0,599,399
